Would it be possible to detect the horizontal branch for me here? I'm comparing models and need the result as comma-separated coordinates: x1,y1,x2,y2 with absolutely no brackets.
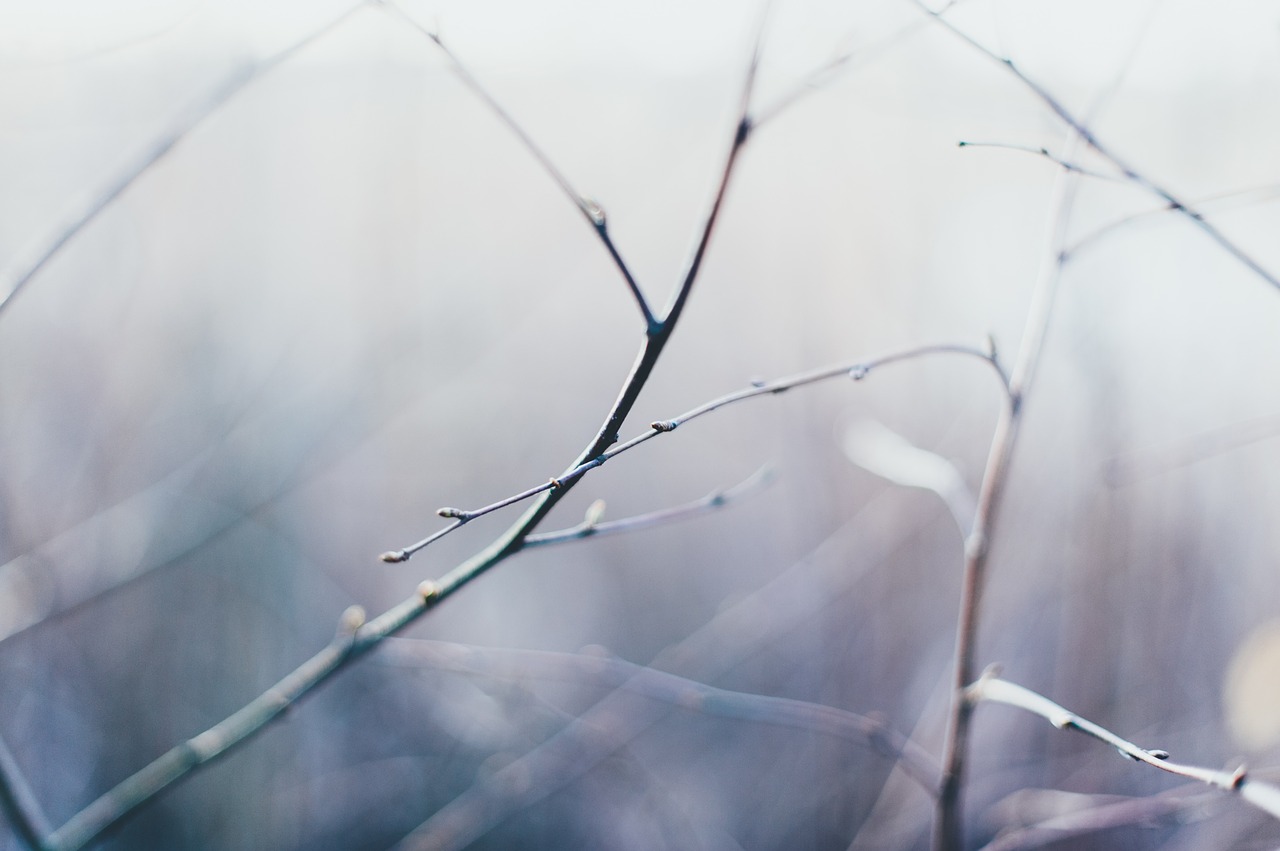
379,638,940,795
380,340,1007,563
956,141,1123,183
0,3,365,324
918,1,1280,293
522,466,773,548
970,672,1280,821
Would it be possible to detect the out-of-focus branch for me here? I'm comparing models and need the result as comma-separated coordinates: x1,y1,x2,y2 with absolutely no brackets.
380,340,1006,563
978,786,1219,851
916,1,1280,293
523,466,773,548
379,1,657,332
934,134,1081,851
379,639,940,795
971,673,1280,822
0,731,49,851
0,3,367,324
1104,411,1280,486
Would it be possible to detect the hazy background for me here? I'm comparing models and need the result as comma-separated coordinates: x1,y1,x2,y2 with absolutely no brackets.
2,0,1280,848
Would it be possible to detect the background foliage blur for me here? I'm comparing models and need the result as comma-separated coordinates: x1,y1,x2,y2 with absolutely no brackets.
2,0,1280,848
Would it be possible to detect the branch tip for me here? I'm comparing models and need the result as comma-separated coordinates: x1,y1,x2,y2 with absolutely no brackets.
380,550,408,563
436,507,466,519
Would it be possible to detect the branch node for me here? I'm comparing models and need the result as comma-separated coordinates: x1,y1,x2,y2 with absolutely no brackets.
750,376,766,388
417,580,440,601
735,115,753,146
380,550,408,563
582,197,607,227
650,420,678,433
849,364,870,381
1146,748,1171,760
337,605,366,636
548,477,564,489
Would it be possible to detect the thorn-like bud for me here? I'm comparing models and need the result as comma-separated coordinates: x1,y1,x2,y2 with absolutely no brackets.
437,507,466,519
1148,749,1171,760
650,420,677,433
750,377,766,388
582,197,607,227
418,580,439,601
339,605,366,634
985,333,998,359
1230,764,1248,788
584,499,607,527
849,364,869,381
957,140,969,147
380,550,408,563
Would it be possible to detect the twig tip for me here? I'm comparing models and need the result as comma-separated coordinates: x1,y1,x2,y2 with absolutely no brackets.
436,507,466,519
380,550,408,563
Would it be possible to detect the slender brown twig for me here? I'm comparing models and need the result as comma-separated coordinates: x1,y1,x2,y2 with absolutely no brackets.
915,1,1280,293
0,3,367,324
934,134,1082,851
380,340,1007,563
970,673,1280,822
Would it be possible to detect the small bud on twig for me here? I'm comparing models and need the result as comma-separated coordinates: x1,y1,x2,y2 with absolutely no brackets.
380,550,408,563
417,580,439,601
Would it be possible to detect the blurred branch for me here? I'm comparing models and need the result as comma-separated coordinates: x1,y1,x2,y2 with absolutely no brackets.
379,639,940,795
935,134,1082,851
979,787,1219,851
971,673,1280,822
1104,411,1280,486
753,19,929,129
1067,182,1280,260
841,419,976,537
0,3,366,324
381,340,1006,563
916,1,1280,294
0,732,49,851
386,497,941,851
379,1,657,332
523,466,774,548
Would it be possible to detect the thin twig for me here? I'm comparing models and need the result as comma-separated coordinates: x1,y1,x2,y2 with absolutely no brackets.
0,731,49,851
956,141,1123,183
378,638,940,795
380,340,1006,562
378,1,658,332
916,1,1280,293
1066,182,1280,260
935,134,1081,851
0,3,367,324
970,673,1280,821
523,466,773,548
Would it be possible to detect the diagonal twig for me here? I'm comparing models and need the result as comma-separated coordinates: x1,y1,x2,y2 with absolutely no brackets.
0,730,50,851
915,0,1280,294
971,673,1280,822
0,3,367,324
378,0,657,332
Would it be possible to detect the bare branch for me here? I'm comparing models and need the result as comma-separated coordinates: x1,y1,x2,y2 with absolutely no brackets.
377,638,939,795
0,3,366,324
916,1,1280,293
378,1,658,332
971,673,1280,821
956,141,1123,183
381,340,1005,562
935,134,1082,851
0,731,49,851
1104,411,1280,486
523,466,774,548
